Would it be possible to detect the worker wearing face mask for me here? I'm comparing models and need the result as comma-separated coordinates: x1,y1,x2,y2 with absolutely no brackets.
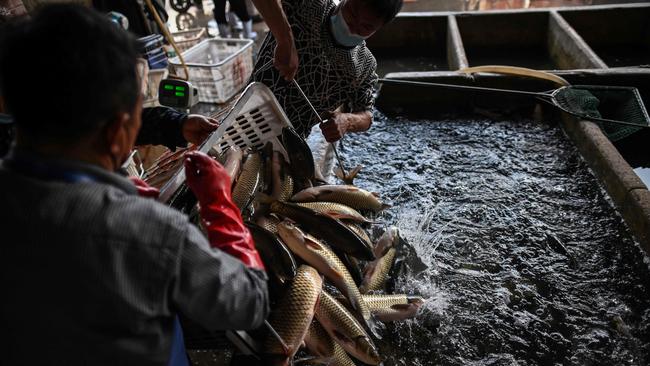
252,0,402,142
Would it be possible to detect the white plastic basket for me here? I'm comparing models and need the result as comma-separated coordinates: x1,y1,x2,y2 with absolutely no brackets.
158,82,294,202
168,38,254,104
172,28,208,53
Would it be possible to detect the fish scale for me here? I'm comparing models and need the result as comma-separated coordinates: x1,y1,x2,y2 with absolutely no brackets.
291,185,386,212
362,294,409,310
232,152,262,210
217,146,243,182
278,174,294,202
362,294,424,323
332,342,355,366
344,222,372,247
266,199,375,260
304,321,356,366
374,226,399,258
264,265,322,361
277,222,371,324
296,201,371,224
314,291,381,365
360,248,396,294
257,215,281,234
304,320,335,359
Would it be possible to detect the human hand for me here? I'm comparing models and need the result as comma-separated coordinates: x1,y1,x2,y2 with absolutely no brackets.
184,151,264,270
274,37,299,81
128,176,160,198
184,151,231,204
182,115,219,145
319,111,350,142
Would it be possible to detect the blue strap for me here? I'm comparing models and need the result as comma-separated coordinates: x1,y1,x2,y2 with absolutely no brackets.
168,316,189,366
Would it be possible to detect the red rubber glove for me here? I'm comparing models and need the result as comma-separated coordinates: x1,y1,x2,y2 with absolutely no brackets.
129,176,160,198
184,151,265,270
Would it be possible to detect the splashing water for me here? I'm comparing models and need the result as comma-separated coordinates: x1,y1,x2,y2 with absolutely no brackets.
338,112,650,366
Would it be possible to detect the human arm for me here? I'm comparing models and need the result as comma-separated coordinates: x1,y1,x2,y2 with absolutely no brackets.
172,151,269,329
319,110,372,142
250,0,298,80
173,224,270,330
320,56,378,141
137,107,218,149
184,151,265,269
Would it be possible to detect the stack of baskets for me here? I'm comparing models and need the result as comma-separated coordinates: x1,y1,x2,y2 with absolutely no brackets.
137,34,168,70
138,34,169,107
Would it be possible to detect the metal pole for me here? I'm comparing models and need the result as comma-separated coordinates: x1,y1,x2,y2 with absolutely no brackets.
291,79,349,179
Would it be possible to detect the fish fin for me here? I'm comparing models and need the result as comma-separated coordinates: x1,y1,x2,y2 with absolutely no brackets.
379,303,421,322
347,291,360,313
339,165,363,185
304,237,325,251
358,266,376,294
334,167,346,181
331,330,355,348
407,296,425,305
349,164,363,177
330,268,346,283
326,212,346,221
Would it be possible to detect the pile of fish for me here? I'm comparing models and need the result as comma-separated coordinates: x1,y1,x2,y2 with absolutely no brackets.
203,127,425,365
143,146,194,189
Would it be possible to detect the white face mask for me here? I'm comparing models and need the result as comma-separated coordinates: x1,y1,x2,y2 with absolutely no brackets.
330,6,368,48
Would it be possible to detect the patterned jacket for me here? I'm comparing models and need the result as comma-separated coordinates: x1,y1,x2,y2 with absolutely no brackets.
252,0,378,137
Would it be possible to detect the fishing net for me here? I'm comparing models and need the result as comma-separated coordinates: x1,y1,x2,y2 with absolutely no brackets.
553,86,650,141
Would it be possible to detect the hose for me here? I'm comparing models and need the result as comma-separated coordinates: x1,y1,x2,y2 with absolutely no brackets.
460,65,570,87
143,0,189,81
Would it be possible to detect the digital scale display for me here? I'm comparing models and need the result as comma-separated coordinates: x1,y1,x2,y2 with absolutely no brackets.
158,79,197,109
163,84,186,97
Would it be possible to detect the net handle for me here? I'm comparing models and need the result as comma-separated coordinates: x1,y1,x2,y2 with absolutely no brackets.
379,78,553,98
379,79,650,129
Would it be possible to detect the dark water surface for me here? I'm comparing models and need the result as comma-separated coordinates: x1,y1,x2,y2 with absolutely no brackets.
339,113,650,366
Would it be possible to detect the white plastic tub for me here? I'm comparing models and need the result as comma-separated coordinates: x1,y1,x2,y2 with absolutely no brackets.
168,38,254,104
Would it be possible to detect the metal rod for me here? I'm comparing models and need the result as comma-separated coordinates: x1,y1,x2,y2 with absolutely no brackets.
291,79,349,178
379,78,550,98
292,79,324,122
225,330,261,358
381,79,650,129
264,320,289,352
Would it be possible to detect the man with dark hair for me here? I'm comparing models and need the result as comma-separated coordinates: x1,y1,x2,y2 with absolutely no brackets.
252,0,402,141
0,4,269,365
